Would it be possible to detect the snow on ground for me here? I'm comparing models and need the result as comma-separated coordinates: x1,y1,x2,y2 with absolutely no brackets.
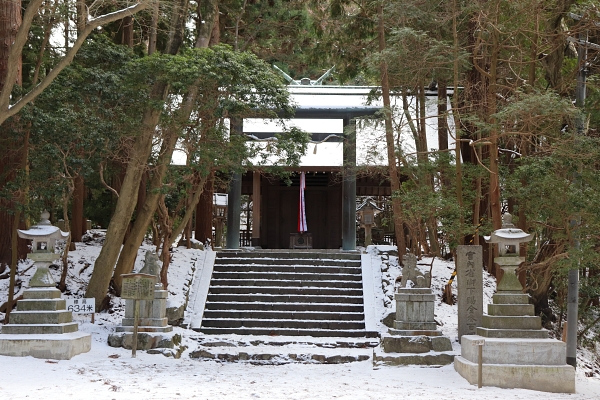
1,235,600,399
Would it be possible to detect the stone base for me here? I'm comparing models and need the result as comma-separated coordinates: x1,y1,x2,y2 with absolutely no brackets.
382,334,452,353
477,327,549,339
393,321,438,331
454,335,575,393
461,335,566,365
108,331,179,350
2,322,79,335
482,315,541,330
388,329,442,336
373,347,455,366
454,356,575,393
0,332,91,360
115,324,173,333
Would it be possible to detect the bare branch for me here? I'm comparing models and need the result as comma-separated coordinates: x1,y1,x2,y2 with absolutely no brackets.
99,162,119,198
0,1,150,126
0,0,45,112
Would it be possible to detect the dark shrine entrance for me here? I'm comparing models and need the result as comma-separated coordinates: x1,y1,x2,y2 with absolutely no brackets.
260,172,341,249
238,169,391,249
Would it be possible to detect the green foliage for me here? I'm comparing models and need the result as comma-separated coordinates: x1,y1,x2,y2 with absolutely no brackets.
157,45,307,175
217,0,321,80
394,153,488,254
1,36,144,221
505,131,600,325
584,75,600,130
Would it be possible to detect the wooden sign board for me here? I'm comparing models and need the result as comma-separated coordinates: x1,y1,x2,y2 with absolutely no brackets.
121,273,156,300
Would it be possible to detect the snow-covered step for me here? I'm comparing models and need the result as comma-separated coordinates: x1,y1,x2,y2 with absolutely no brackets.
216,252,361,260
201,318,365,330
210,278,363,288
212,264,362,274
198,327,373,338
188,335,375,364
202,310,365,321
205,301,364,312
208,285,364,296
205,293,365,304
215,258,361,267
211,271,362,281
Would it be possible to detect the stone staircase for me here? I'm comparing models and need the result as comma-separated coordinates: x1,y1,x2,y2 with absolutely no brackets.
195,251,376,338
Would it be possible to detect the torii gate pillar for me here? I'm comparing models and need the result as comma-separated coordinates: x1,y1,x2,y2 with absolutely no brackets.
342,116,356,251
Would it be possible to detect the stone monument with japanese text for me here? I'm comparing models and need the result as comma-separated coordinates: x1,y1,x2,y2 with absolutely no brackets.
457,246,483,341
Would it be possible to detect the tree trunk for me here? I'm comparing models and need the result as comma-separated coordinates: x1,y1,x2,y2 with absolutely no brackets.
112,8,214,294
195,0,219,48
4,127,29,323
71,174,84,242
0,0,26,270
123,16,134,47
0,0,22,93
86,0,190,310
137,170,147,215
157,197,172,289
86,104,160,306
148,2,159,55
378,4,406,259
111,128,179,294
451,0,464,246
59,180,75,292
417,83,439,256
540,1,576,94
195,171,214,244
168,174,208,248
437,80,448,153
488,23,502,234
76,0,86,35
5,209,21,323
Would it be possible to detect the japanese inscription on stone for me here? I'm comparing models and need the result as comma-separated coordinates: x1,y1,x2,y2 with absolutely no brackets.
457,245,483,341
121,273,156,300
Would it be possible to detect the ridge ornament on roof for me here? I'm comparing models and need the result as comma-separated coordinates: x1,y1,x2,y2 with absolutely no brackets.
273,65,335,86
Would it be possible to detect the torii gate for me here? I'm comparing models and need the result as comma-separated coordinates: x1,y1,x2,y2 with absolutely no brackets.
225,106,379,251
225,68,380,251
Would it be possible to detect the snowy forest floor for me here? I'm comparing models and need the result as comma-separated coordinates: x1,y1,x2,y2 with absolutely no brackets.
1,231,600,399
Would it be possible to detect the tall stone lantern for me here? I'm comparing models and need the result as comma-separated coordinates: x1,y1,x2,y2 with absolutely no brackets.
455,212,575,393
484,213,533,292
0,210,91,360
17,210,69,287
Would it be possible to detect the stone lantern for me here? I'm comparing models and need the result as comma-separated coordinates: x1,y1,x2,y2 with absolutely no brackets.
17,210,69,287
357,198,381,246
484,213,533,292
0,210,91,360
454,212,575,393
213,193,227,248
